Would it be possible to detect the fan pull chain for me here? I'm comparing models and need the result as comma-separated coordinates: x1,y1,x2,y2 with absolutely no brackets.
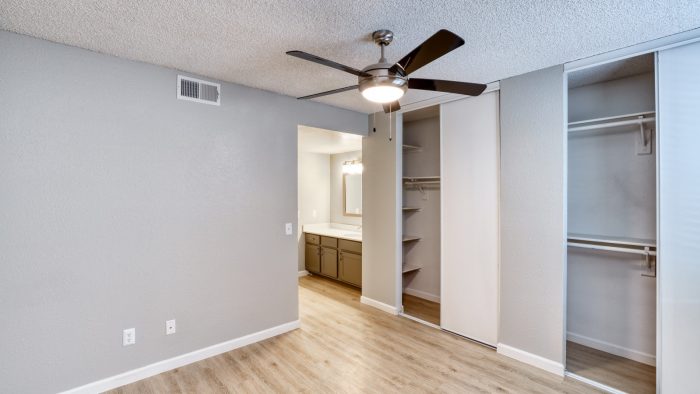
389,110,393,142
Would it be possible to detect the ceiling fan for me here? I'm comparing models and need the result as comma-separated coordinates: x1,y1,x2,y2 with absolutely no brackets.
287,29,487,113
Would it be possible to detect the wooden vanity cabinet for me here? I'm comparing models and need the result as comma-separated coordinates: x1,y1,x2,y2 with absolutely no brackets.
304,233,362,287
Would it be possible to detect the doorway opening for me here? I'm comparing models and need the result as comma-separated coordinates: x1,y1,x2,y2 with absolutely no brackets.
297,125,364,293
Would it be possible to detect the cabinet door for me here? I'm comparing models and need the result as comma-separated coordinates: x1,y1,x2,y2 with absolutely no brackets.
320,247,338,278
305,244,320,273
339,252,362,287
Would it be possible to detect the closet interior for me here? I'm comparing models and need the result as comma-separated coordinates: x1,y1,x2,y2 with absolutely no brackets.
401,105,441,326
566,54,657,393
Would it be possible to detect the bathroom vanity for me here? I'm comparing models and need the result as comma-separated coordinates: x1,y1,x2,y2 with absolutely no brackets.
303,224,362,288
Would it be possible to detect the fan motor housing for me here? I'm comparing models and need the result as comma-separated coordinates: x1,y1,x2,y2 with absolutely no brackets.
358,62,408,95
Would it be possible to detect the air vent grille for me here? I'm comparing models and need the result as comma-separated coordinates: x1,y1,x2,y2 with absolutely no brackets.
177,75,220,105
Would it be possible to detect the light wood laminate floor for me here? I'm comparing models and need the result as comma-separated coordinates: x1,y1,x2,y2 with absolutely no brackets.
111,275,598,393
566,341,655,393
402,293,440,325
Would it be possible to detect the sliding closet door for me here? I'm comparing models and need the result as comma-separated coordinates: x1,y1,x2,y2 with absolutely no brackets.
441,92,499,345
658,42,700,392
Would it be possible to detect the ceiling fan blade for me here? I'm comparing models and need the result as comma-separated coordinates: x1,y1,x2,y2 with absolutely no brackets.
382,101,401,113
408,78,487,96
297,85,358,100
287,51,369,77
391,30,465,76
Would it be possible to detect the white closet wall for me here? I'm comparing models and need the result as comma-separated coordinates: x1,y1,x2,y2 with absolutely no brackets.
441,92,500,345
567,73,657,364
403,117,441,301
658,42,700,393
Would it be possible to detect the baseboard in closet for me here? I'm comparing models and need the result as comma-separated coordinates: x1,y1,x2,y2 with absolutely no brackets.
298,270,309,277
403,287,440,303
567,332,656,366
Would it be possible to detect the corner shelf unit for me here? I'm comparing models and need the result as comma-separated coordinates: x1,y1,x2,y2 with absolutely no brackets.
402,235,421,243
402,206,421,212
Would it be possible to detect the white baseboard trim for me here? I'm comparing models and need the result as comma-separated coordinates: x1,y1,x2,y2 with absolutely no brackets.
298,270,309,277
565,371,626,394
497,343,564,377
61,320,300,394
403,287,441,303
360,296,399,315
567,331,656,366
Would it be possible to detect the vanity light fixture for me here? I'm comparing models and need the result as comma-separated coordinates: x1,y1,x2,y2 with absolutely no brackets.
342,160,363,174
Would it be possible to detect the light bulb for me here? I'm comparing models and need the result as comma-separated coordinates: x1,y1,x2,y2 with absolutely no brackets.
361,86,405,103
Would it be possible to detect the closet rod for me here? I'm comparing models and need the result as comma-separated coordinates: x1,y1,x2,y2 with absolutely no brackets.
567,241,656,256
568,117,655,133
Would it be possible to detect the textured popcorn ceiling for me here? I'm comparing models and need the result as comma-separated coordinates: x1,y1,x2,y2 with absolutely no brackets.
1,1,699,113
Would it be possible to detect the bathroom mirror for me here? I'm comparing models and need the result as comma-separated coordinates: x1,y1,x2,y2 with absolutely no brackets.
343,173,362,216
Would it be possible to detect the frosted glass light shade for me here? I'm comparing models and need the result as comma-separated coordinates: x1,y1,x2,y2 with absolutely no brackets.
361,86,405,103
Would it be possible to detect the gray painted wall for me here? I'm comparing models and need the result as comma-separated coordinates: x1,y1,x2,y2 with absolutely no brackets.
362,113,402,309
499,66,566,365
0,30,367,393
330,150,362,226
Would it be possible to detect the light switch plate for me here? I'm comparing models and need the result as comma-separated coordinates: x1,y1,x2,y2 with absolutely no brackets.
285,222,293,235
166,319,176,335
123,328,135,346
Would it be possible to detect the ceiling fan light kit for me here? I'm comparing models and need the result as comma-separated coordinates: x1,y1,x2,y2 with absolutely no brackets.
287,29,487,113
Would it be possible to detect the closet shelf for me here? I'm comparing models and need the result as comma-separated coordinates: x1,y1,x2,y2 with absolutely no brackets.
402,264,422,274
567,233,656,248
402,235,421,243
568,111,655,133
402,144,422,151
403,176,440,187
402,206,422,212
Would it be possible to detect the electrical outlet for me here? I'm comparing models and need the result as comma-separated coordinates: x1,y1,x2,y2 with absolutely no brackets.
166,319,176,335
123,328,136,346
285,222,293,235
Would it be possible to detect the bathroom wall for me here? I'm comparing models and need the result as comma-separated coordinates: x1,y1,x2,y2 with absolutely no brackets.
330,150,362,226
297,151,331,271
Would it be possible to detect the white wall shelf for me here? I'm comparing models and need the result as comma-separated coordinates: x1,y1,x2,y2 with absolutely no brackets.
402,206,421,212
402,144,422,152
402,235,421,243
402,264,422,274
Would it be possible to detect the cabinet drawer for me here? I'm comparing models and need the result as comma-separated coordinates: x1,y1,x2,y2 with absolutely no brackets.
321,236,338,248
305,233,320,245
339,239,361,254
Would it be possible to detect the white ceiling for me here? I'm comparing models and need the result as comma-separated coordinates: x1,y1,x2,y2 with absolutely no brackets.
298,125,362,154
1,1,699,113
